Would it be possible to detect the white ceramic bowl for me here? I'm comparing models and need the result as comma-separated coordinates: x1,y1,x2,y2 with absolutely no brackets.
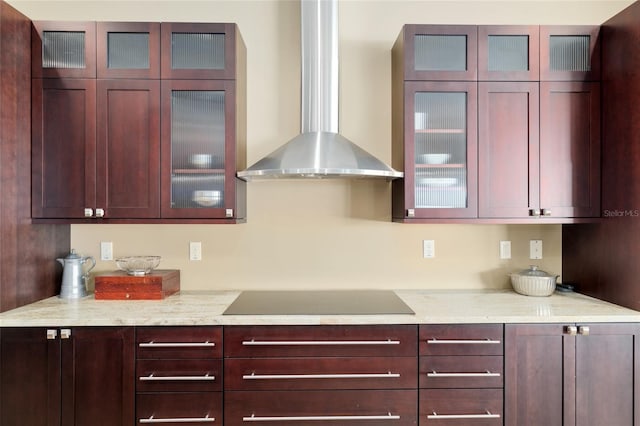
416,177,457,187
510,274,557,297
192,190,222,207
418,153,451,165
189,154,214,168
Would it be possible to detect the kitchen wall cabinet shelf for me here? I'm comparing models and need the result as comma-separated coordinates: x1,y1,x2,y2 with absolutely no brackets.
392,24,601,223
0,327,134,426
31,21,246,224
505,323,639,426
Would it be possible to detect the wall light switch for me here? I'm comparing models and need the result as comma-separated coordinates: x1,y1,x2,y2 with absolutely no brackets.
530,240,543,259
423,240,435,258
100,242,113,261
500,241,511,259
189,242,202,261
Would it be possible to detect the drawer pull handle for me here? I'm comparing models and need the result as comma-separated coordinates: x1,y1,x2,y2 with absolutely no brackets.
139,373,216,382
243,372,400,380
427,411,500,420
243,412,400,422
139,341,215,348
140,414,215,423
426,338,500,345
242,339,400,346
427,370,500,378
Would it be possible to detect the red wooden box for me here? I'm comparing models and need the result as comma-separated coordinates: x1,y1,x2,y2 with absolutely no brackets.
94,269,180,300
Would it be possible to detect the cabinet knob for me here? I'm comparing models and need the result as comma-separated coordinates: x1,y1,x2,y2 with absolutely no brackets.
46,329,58,340
541,208,552,216
60,329,72,339
578,326,590,336
529,209,541,217
95,208,105,218
565,325,578,335
407,209,415,218
225,208,233,218
84,208,94,217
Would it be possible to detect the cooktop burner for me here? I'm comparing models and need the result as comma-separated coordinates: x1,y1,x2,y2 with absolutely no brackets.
222,290,414,315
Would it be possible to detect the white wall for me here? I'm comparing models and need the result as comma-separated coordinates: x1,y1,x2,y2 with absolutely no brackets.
12,0,632,291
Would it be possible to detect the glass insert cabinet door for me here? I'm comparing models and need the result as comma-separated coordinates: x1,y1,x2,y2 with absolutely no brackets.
478,25,539,81
31,21,97,78
406,81,478,219
161,80,236,219
403,25,477,81
96,22,161,79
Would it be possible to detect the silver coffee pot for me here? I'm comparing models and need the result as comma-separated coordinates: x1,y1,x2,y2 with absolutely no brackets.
57,249,96,299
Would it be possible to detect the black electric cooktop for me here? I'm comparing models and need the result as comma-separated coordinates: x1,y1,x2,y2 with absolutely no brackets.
222,290,415,315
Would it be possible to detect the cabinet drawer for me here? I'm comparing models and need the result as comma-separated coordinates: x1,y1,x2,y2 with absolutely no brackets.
420,356,503,388
225,389,417,426
420,388,502,425
225,325,417,357
137,359,222,392
420,324,503,356
136,326,222,359
136,392,222,424
225,356,417,390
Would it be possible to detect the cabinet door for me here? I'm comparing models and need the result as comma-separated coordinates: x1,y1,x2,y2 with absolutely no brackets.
96,22,160,79
161,79,239,219
60,327,134,426
574,323,639,426
504,324,570,426
402,25,477,81
399,81,478,219
32,78,97,219
96,79,160,219
479,82,540,218
478,25,539,81
160,22,238,80
540,81,600,218
0,328,60,426
540,26,601,81
32,21,96,79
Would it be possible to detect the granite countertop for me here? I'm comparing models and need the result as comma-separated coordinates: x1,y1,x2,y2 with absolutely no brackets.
1,289,640,327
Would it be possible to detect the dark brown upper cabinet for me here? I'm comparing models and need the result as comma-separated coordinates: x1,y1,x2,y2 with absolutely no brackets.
160,22,240,80
478,82,540,218
32,78,161,220
160,79,246,221
96,22,160,79
32,21,96,78
395,24,478,81
540,25,601,81
478,25,540,81
392,81,479,221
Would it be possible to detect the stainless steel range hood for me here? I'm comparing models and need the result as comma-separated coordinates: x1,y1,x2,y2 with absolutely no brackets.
237,0,402,180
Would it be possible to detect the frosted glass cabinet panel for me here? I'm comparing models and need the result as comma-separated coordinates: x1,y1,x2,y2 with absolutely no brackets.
161,80,240,220
96,22,160,79
540,26,600,81
478,25,539,81
396,81,478,220
32,21,96,78
161,23,239,79
400,25,477,81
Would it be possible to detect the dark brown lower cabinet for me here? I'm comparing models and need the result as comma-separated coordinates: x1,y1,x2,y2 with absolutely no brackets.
505,323,639,426
0,327,134,426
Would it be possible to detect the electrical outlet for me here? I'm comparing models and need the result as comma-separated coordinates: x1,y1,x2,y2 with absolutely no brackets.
500,241,511,259
100,242,113,261
530,240,543,259
189,242,202,261
423,240,435,258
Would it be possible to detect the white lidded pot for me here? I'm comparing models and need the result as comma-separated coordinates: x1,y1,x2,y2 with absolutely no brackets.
510,265,559,297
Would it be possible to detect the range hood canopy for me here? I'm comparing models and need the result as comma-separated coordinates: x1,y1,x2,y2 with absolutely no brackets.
237,0,402,180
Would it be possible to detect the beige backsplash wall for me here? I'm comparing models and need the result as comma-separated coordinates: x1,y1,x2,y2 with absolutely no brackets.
13,0,630,291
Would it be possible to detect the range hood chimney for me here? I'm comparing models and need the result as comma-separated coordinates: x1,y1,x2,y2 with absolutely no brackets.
237,0,403,180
